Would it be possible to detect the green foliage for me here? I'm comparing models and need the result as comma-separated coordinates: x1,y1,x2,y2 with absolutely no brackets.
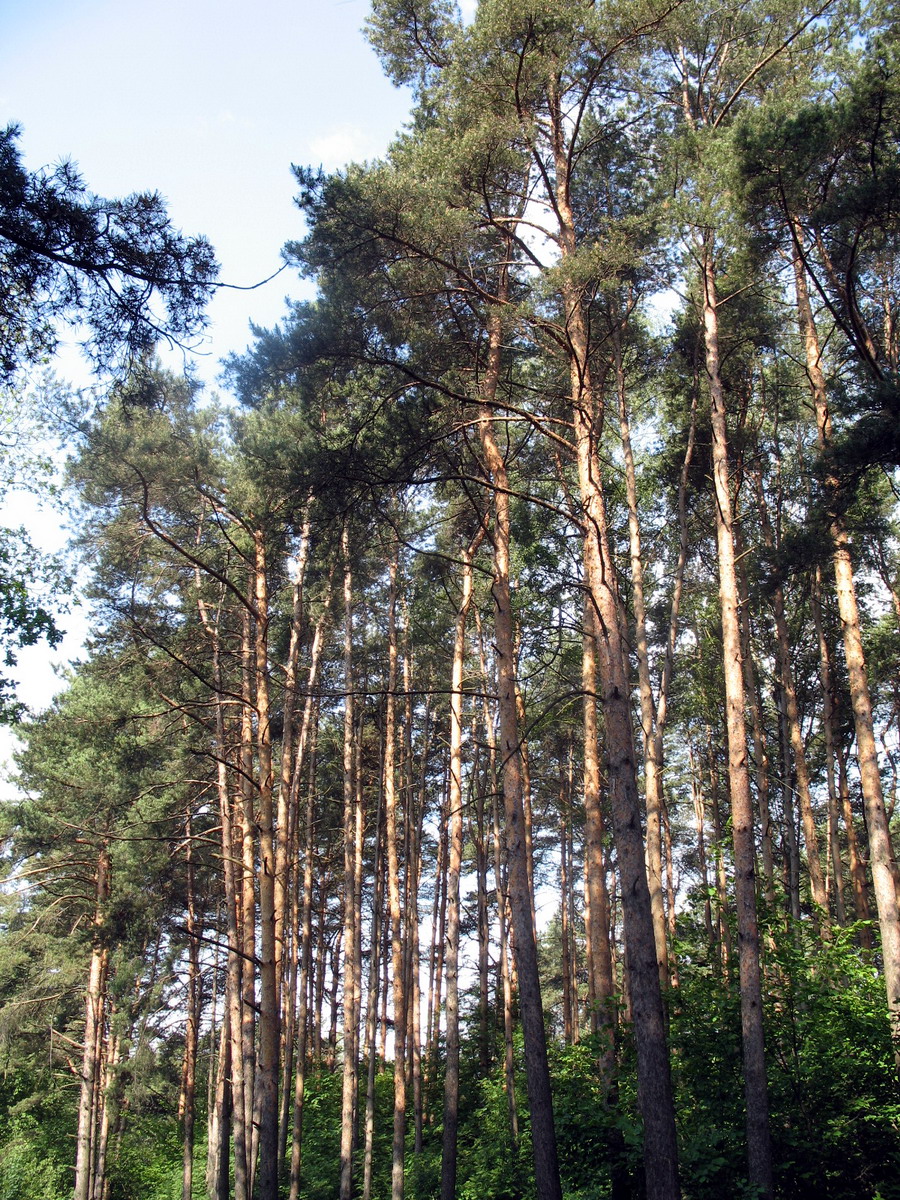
548,1037,640,1200
295,1070,344,1200
670,912,900,1199
0,123,218,383
107,1118,182,1200
764,921,900,1200
0,525,66,721
454,1064,534,1200
0,1111,70,1200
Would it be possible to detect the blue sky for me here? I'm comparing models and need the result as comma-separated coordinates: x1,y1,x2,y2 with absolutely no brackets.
2,0,413,384
0,0,416,718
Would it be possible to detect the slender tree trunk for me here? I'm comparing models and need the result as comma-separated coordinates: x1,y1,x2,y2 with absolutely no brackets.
492,774,520,1150
275,511,312,995
340,526,363,1200
701,245,773,1197
565,755,582,1034
777,687,802,927
735,543,777,908
327,925,343,1073
753,473,829,926
473,723,491,1074
289,702,320,1200
514,672,538,935
180,812,201,1200
560,777,575,1045
362,794,384,1200
74,845,110,1200
548,95,679,1191
616,332,668,986
252,533,280,1200
837,744,874,943
475,612,519,1146
380,550,410,1200
581,597,616,1058
477,294,562,1200
275,521,313,1174
238,605,258,1190
427,783,448,1067
196,590,249,1200
662,799,680,989
441,532,480,1200
282,608,329,1169
689,744,716,954
91,1022,119,1200
707,740,732,974
792,242,900,1038
811,568,847,926
207,1002,231,1200
406,739,425,1158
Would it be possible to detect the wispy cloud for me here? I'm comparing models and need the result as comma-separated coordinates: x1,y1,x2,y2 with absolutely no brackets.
304,126,373,170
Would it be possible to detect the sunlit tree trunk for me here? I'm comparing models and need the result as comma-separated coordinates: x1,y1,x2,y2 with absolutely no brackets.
477,294,560,1198
689,744,715,954
549,91,679,1196
442,531,480,1200
811,568,847,926
339,525,363,1200
288,698,320,1200
252,532,280,1200
180,810,202,1200
752,472,828,927
362,796,384,1200
238,605,257,1189
615,333,668,986
74,845,110,1200
701,244,773,1197
792,244,900,1056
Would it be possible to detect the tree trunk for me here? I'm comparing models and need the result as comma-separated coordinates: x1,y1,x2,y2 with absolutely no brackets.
811,569,846,925
74,844,110,1200
752,472,829,926
253,532,280,1200
180,811,201,1200
616,332,668,987
477,295,562,1200
689,744,716,954
701,245,773,1197
441,531,480,1200
382,550,410,1200
581,596,616,1058
362,793,384,1200
792,242,900,1025
837,743,874,944
339,525,361,1200
238,605,257,1191
735,540,777,908
289,700,321,1200
549,95,679,1191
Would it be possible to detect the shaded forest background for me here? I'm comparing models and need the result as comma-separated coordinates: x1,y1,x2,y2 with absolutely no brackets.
2,1,900,1199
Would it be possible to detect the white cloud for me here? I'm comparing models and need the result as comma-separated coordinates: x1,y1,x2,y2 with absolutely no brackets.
305,126,375,171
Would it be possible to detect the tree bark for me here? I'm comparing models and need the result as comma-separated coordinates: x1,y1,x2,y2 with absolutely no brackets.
616,333,668,987
289,699,321,1200
548,88,680,1194
339,525,361,1200
73,845,110,1200
793,244,897,1000
477,295,561,1200
441,531,480,1200
701,245,773,1197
